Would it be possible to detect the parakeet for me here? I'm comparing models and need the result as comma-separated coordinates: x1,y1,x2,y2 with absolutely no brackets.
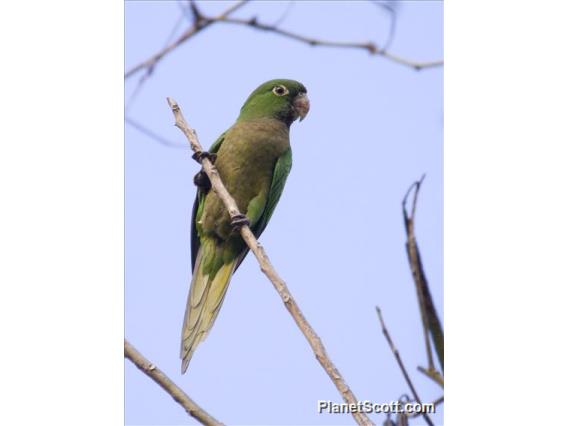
181,79,310,372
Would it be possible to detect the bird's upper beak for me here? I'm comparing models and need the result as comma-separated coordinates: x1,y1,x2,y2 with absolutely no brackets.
293,93,310,122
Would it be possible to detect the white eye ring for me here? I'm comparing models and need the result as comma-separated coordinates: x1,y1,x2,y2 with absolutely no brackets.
272,85,289,96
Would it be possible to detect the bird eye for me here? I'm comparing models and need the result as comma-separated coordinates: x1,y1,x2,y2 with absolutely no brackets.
272,85,289,96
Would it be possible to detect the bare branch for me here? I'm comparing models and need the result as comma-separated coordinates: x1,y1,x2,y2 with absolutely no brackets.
402,176,444,371
370,1,398,53
166,97,374,426
417,365,444,388
126,1,442,80
188,0,203,23
216,16,443,70
402,176,434,369
125,1,248,79
269,1,295,28
124,339,223,426
125,116,188,149
376,307,434,426
125,9,187,112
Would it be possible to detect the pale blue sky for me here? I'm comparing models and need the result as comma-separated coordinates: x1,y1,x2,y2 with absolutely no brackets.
125,1,443,425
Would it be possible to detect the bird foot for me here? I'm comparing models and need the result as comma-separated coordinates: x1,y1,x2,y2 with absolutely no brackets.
192,151,217,164
193,170,211,192
231,214,250,230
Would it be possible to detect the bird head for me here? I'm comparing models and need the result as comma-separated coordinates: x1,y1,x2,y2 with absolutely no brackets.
238,79,310,126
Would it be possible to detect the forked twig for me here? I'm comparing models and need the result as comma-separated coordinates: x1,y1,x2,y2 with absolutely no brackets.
417,365,444,388
125,1,248,79
402,176,444,372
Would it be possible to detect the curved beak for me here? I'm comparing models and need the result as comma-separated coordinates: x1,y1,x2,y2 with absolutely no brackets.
293,93,310,122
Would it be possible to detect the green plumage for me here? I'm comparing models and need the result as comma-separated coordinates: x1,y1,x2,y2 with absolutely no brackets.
181,79,309,372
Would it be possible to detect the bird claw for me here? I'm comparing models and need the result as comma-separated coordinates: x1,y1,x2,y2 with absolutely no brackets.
193,170,211,191
192,151,217,164
231,214,250,230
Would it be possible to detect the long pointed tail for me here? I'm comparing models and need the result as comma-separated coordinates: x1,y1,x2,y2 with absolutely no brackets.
180,248,238,373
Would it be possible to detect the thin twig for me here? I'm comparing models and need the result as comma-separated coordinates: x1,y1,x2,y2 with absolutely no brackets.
188,0,202,23
166,97,374,426
217,16,443,70
375,307,434,426
124,339,223,426
370,1,398,53
417,365,444,388
407,396,444,419
270,1,295,28
125,6,187,112
402,176,434,370
125,1,248,79
125,2,442,80
125,116,188,149
402,176,444,371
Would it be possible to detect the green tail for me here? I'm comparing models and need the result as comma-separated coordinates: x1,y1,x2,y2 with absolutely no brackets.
180,238,239,373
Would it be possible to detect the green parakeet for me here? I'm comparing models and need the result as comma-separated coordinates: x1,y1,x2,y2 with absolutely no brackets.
181,79,310,372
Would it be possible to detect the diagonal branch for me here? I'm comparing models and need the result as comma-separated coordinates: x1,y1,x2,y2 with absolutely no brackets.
125,116,188,149
402,176,444,372
124,339,223,426
166,97,374,426
376,307,434,426
125,1,248,79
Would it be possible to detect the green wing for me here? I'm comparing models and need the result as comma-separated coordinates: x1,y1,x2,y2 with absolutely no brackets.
252,147,293,238
190,133,226,271
234,147,293,271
